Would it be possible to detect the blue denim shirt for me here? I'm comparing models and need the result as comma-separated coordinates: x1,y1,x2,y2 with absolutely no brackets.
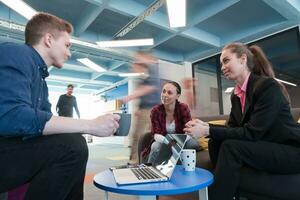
0,42,53,137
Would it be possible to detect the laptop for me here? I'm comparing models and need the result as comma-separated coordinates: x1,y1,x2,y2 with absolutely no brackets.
111,134,187,185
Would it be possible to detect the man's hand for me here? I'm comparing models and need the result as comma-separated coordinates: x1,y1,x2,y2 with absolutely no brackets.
184,119,210,139
88,114,120,137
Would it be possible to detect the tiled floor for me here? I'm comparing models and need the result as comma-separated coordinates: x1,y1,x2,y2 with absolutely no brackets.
84,144,137,200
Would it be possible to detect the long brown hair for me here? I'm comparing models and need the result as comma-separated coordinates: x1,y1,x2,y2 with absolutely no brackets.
223,42,290,103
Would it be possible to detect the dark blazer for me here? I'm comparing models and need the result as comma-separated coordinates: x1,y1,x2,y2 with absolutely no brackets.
210,73,300,146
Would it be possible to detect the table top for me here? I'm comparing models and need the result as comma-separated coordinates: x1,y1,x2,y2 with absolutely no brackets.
93,165,214,196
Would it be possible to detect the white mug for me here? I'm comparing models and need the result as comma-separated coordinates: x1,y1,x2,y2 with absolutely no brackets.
180,149,196,171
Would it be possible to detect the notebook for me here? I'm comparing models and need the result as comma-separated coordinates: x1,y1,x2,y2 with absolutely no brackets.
111,134,187,185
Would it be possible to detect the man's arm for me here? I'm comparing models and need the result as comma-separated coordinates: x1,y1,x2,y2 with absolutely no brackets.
56,96,62,113
123,85,156,103
43,114,120,137
0,49,52,137
73,97,80,118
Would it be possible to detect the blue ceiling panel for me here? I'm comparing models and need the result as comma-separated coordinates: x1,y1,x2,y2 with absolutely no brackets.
105,83,128,101
0,2,28,24
113,65,130,73
95,75,124,82
50,69,91,80
156,35,212,54
45,80,68,87
196,0,287,38
25,0,88,25
81,85,103,90
88,9,133,39
0,0,299,96
123,21,171,40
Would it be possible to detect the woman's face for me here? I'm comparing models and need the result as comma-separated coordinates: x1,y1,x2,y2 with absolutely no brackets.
161,83,180,106
220,49,247,81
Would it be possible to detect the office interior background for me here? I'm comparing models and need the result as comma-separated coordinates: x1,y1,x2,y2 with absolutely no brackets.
0,0,300,199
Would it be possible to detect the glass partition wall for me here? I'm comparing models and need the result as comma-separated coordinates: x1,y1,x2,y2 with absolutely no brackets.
192,26,300,116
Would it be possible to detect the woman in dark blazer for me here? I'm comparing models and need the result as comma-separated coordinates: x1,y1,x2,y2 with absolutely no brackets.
184,42,300,200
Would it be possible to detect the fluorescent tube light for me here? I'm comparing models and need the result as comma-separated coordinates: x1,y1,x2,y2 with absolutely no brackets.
275,78,297,87
71,38,99,49
225,87,234,93
118,73,145,77
96,38,154,48
1,0,37,20
77,58,106,72
166,0,186,28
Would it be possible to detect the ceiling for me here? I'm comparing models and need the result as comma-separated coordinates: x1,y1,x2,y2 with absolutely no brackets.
0,0,299,98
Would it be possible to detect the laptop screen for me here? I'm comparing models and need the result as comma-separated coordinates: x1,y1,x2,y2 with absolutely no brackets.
152,134,187,178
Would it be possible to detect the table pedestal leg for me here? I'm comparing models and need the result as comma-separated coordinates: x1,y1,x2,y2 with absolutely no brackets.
138,195,156,200
104,191,108,200
199,187,208,200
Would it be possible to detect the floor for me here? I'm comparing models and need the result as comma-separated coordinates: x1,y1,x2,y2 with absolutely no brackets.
84,143,200,200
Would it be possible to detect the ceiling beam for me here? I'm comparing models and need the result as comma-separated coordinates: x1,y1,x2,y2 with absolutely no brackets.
185,21,299,62
76,61,125,89
223,21,298,45
188,0,240,28
149,32,176,49
263,0,300,20
106,0,221,47
89,61,125,81
107,0,175,33
84,0,103,6
48,84,99,94
75,0,110,36
113,0,165,38
182,28,220,47
178,0,240,46
48,75,112,86
94,78,128,95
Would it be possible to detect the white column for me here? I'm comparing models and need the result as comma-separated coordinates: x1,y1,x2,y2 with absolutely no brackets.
124,77,140,147
184,61,193,78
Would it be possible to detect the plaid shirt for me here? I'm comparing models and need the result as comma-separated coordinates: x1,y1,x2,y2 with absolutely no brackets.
142,101,191,158
150,101,191,136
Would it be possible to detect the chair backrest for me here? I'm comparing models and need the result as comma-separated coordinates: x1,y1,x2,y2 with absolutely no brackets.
0,192,7,200
291,108,300,121
198,115,229,123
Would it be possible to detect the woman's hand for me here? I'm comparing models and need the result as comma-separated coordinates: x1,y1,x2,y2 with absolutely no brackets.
154,134,168,144
184,119,210,139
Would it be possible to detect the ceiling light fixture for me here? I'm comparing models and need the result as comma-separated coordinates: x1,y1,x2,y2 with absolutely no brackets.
1,0,37,20
118,73,145,77
96,38,154,48
275,78,297,87
77,58,106,72
166,0,186,28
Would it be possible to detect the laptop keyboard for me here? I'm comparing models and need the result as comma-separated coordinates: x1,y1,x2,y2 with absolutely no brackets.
131,167,161,180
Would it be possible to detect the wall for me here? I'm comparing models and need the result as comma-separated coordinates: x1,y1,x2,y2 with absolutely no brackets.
194,71,220,116
158,60,193,103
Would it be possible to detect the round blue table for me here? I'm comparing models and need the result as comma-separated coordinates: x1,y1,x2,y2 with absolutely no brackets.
93,165,213,200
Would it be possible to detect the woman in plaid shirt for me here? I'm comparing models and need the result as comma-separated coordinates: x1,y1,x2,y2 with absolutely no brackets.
147,81,200,163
